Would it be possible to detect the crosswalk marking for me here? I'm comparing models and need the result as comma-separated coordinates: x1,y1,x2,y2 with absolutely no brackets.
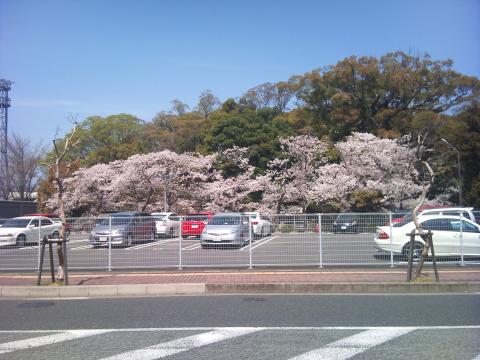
288,327,415,360
97,327,263,360
0,329,112,354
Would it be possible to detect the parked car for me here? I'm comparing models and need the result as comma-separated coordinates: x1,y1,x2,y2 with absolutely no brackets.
243,212,272,237
0,216,61,247
200,213,251,248
181,212,214,238
89,211,156,247
25,213,72,235
151,212,181,238
391,207,476,225
333,214,359,234
374,215,480,259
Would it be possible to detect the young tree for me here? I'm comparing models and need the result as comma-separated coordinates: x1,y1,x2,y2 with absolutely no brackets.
42,121,84,282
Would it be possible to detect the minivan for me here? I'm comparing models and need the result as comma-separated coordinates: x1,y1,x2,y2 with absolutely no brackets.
89,211,156,247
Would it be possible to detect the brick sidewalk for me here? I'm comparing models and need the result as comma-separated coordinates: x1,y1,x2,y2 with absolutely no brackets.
1,269,479,286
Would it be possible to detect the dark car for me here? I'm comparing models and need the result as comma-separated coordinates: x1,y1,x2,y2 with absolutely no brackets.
333,214,359,234
89,211,156,247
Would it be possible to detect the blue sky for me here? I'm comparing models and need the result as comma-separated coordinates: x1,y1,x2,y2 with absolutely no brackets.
0,0,479,144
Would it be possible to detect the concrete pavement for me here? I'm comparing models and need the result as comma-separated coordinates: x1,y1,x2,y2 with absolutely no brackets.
1,268,479,297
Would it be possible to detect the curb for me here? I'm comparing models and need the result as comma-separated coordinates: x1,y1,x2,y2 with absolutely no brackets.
1,282,479,298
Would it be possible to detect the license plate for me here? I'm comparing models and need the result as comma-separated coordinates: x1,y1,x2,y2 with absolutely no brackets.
213,236,221,242
341,226,346,230
99,236,108,242
191,225,199,229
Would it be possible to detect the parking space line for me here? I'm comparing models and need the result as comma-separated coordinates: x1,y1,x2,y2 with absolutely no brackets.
126,240,167,251
97,327,263,360
183,243,201,250
240,236,278,251
71,245,94,251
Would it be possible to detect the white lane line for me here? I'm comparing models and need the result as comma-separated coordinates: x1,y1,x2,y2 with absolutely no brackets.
288,327,415,360
98,327,263,360
0,329,112,354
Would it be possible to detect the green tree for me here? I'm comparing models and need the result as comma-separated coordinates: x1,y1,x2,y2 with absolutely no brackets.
47,114,149,166
199,108,293,170
297,52,480,140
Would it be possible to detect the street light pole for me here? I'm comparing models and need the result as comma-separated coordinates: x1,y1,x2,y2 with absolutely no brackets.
441,138,462,207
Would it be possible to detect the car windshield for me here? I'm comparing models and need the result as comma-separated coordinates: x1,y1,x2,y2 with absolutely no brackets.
247,214,258,219
2,219,30,228
209,216,241,225
97,216,132,226
393,214,413,227
185,215,209,222
336,215,356,222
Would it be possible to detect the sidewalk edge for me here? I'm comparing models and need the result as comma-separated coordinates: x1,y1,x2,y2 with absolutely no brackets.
1,282,479,298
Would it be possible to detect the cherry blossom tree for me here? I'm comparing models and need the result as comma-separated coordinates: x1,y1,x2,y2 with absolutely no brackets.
261,135,329,213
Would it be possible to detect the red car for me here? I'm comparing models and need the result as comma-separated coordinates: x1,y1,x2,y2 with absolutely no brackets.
182,212,214,238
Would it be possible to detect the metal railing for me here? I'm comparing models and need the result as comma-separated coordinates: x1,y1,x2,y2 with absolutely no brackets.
0,212,479,271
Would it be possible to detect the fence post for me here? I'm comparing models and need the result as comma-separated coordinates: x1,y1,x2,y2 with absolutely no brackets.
459,213,465,267
179,216,183,270
37,220,42,271
108,216,112,271
318,214,323,268
248,215,253,269
389,212,394,268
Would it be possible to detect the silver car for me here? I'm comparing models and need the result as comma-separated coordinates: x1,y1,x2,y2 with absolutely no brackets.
200,213,251,249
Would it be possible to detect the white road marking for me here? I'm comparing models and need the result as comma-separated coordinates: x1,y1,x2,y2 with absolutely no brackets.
0,326,479,334
126,241,166,251
0,329,112,354
240,236,278,251
288,327,415,360
97,327,263,360
183,243,202,250
71,245,95,251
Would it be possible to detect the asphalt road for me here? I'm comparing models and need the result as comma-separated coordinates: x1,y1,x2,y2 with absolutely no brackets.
0,231,434,271
0,294,479,359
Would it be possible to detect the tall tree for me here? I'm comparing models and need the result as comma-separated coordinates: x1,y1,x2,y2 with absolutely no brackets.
3,134,44,200
196,90,220,118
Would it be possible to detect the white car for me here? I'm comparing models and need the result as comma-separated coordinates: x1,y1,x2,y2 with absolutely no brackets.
151,212,181,238
0,216,61,247
243,212,272,237
374,214,480,259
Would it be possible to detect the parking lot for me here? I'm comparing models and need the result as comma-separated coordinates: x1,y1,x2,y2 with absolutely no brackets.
0,230,422,271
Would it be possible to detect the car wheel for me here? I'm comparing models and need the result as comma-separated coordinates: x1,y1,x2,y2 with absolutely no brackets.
126,234,134,247
169,228,174,238
402,241,423,261
16,234,27,247
150,231,156,241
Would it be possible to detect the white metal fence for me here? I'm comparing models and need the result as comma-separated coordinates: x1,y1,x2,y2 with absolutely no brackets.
0,212,479,271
